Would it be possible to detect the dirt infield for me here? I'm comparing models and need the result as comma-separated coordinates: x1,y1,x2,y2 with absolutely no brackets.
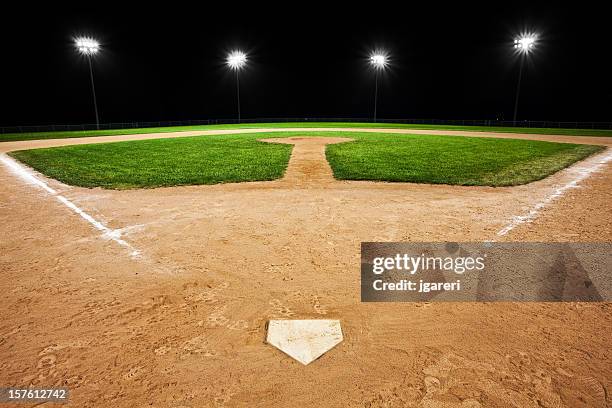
1,128,611,407
260,137,354,186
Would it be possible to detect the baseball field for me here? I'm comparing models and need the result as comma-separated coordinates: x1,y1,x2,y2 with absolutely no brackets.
1,123,611,407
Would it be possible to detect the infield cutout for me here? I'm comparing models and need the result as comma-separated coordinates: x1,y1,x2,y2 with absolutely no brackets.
1,154,142,259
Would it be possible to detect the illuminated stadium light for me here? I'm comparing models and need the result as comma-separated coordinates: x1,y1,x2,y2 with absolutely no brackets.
226,50,247,70
514,35,536,53
369,52,389,70
512,33,538,122
226,50,248,122
74,36,101,129
74,36,100,56
368,51,390,122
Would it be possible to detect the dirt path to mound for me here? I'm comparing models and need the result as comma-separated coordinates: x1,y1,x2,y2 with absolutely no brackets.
0,130,611,407
260,136,353,186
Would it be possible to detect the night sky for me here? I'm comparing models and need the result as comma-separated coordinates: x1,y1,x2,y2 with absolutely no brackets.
1,4,610,126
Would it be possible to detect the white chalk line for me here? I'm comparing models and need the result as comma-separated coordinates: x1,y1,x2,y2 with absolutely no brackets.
496,149,612,237
3,146,610,252
1,154,142,259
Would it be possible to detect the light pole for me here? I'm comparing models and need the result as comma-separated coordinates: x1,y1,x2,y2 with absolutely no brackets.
226,50,247,123
512,35,536,123
369,52,389,122
75,36,101,130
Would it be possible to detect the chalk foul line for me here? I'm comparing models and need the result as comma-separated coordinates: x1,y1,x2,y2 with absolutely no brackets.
496,149,612,237
1,154,141,259
3,146,610,253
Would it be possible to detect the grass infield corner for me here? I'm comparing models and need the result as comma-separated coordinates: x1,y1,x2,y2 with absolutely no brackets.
8,131,605,189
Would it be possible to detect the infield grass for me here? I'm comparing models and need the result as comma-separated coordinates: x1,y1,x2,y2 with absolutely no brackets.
9,134,293,189
9,131,604,188
1,122,612,142
325,133,604,186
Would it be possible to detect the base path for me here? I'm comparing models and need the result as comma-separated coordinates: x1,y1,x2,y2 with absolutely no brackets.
0,128,611,407
260,136,353,186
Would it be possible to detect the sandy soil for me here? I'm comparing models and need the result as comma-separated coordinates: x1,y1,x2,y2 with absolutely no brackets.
0,128,611,407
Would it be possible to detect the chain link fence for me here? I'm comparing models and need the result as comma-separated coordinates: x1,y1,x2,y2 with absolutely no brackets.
1,118,611,134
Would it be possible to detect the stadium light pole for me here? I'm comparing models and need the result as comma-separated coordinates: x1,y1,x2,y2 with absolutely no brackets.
369,52,389,122
74,36,101,130
512,35,536,123
226,50,248,123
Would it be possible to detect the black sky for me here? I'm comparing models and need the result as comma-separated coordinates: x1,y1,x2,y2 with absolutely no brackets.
1,4,611,126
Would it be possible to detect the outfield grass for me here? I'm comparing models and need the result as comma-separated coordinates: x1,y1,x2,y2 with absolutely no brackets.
9,131,604,188
1,122,611,142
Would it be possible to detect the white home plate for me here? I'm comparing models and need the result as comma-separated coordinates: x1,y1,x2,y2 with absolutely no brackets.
267,319,343,365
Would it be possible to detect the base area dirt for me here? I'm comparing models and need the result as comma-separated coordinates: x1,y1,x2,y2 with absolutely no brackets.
0,129,611,407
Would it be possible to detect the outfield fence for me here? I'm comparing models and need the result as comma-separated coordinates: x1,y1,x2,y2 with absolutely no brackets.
1,117,611,134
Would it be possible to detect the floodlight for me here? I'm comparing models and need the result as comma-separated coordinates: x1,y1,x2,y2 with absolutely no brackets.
74,36,100,56
368,51,390,122
512,33,538,122
226,50,247,70
226,50,248,122
369,53,388,70
74,36,101,129
514,35,536,53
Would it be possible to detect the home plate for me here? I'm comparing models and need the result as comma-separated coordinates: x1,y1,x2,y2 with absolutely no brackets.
267,319,343,365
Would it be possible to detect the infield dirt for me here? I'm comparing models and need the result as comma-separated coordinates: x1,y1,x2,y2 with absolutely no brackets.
1,129,610,407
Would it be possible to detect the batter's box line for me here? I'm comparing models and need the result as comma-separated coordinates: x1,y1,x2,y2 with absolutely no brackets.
1,154,142,259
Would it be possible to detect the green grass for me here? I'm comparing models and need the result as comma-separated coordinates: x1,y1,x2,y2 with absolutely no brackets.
9,131,604,189
9,134,293,189
1,122,611,142
326,133,604,186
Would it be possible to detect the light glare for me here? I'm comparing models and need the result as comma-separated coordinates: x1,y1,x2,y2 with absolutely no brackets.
514,35,536,53
74,36,100,56
226,50,247,70
369,52,389,69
